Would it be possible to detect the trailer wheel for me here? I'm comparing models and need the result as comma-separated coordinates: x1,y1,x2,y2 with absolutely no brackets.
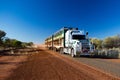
53,47,57,52
71,49,75,57
60,48,64,54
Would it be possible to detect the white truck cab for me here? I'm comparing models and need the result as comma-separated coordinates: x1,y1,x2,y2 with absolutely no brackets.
64,29,93,57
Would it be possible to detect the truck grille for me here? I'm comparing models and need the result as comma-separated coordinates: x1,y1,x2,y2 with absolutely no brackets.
82,47,90,53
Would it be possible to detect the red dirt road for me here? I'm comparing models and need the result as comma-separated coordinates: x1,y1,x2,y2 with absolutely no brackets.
1,48,120,80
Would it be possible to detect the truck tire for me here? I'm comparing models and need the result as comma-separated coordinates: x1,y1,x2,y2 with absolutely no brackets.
60,48,64,54
71,49,75,57
53,47,57,52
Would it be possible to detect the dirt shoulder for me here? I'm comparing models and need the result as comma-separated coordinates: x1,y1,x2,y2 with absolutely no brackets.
103,59,120,63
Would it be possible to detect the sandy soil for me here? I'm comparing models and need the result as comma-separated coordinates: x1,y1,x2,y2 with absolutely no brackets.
0,55,27,80
3,48,119,80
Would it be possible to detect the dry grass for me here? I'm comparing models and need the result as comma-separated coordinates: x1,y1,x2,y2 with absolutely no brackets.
93,48,120,58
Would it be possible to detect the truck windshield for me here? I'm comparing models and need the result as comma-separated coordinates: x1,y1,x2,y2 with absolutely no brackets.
72,35,85,40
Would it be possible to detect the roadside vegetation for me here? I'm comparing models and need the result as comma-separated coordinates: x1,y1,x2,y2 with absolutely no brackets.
90,35,120,58
0,30,33,49
90,35,120,49
0,29,34,55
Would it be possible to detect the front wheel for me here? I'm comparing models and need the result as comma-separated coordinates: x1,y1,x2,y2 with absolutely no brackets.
71,49,75,57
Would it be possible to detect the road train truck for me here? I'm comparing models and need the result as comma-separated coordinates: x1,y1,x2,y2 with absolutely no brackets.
45,27,94,57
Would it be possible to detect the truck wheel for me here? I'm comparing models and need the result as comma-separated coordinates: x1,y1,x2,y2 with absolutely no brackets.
53,47,57,52
71,49,75,57
60,48,64,54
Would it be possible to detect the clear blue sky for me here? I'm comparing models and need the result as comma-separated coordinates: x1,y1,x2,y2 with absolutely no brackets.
0,0,120,44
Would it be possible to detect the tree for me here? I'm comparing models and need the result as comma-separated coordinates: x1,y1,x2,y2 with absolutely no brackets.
10,39,22,48
102,37,113,48
0,30,6,39
3,37,11,48
0,29,34,49
102,35,120,49
27,42,33,46
21,42,34,48
112,35,120,48
90,38,103,49
3,39,22,48
0,30,6,45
